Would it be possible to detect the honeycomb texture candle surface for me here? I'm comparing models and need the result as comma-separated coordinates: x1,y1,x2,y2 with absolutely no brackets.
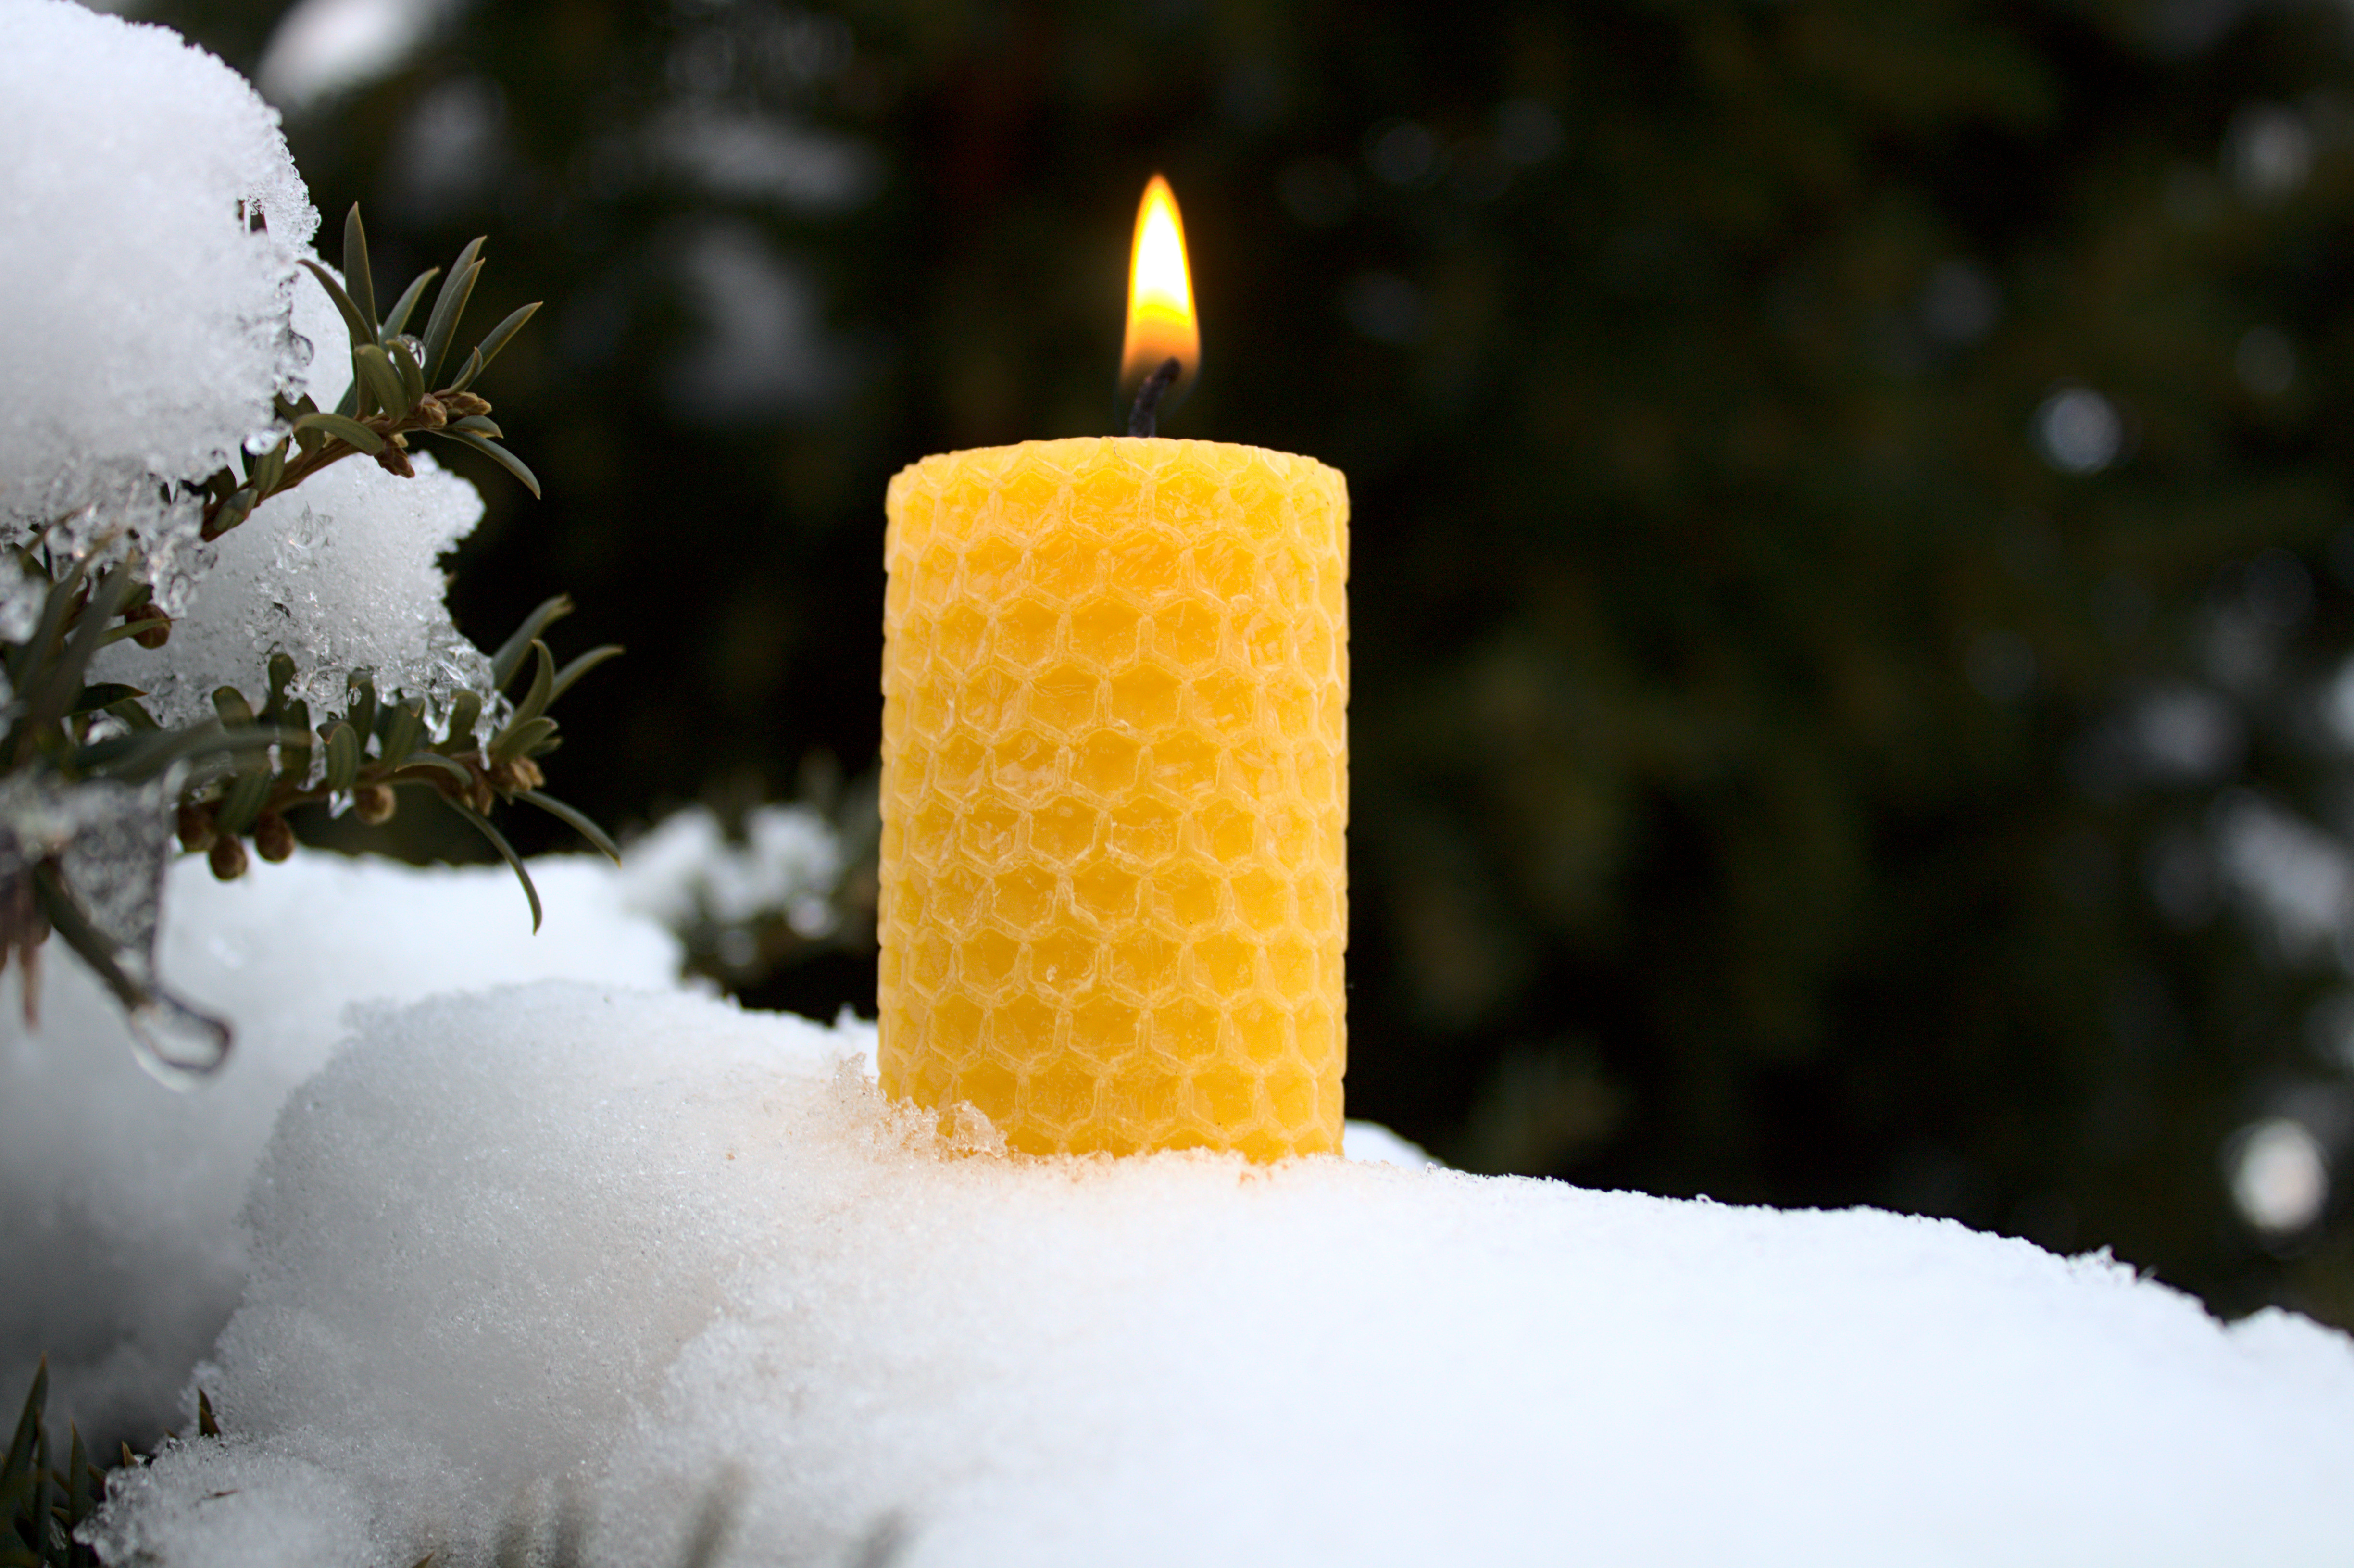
880,437,1348,1159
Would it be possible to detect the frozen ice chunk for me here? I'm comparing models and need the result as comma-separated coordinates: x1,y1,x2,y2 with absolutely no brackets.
0,0,317,586
29,775,234,1088
0,776,183,1060
0,854,682,1450
92,451,493,732
90,981,2354,1568
53,783,172,965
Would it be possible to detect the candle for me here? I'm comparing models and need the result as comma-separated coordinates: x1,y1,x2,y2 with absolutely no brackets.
877,177,1348,1160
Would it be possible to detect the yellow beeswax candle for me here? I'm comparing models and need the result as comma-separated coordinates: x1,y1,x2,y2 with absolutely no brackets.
878,437,1348,1158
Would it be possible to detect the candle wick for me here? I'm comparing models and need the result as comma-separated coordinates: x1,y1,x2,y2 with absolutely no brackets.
1126,357,1182,438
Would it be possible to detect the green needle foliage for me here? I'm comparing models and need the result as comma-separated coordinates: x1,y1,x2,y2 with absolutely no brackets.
2,1363,102,1568
171,597,621,933
0,205,613,1041
197,207,542,543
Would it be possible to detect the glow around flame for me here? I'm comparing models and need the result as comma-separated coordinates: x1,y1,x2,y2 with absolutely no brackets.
1120,174,1198,415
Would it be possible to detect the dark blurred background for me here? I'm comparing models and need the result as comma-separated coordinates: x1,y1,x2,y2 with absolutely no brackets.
122,0,2354,1326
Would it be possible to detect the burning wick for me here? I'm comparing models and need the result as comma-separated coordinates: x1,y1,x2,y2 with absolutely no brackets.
1119,175,1197,437
1127,355,1182,437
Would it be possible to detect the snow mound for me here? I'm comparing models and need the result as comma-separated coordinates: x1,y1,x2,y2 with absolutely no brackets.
0,0,317,612
94,450,494,729
0,854,681,1449
92,980,2354,1568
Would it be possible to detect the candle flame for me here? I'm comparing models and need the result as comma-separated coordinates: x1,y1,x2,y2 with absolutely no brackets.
1120,174,1198,417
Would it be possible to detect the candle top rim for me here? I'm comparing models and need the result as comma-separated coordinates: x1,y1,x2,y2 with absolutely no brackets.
889,436,1344,490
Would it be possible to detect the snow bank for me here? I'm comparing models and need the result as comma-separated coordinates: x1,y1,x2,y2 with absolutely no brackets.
0,854,680,1449
0,0,316,611
92,980,2354,1568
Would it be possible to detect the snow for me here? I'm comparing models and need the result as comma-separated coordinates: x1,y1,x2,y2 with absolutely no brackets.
288,243,358,413
0,0,317,612
1338,1116,1435,1167
0,852,680,1450
2214,790,2354,962
618,802,845,935
91,450,495,732
85,979,2354,1568
663,221,843,422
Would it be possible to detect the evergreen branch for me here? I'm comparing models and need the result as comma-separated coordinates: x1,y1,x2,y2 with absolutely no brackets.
0,198,585,1032
197,205,538,543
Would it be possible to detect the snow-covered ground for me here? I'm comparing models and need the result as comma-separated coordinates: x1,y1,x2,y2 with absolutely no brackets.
69,974,2354,1568
15,835,2334,1568
0,830,1415,1462
0,852,682,1448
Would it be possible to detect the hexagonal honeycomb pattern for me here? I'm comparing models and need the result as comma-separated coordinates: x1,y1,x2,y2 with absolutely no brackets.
879,437,1348,1160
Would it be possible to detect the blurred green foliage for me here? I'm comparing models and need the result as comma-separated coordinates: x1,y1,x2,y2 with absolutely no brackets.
149,0,2354,1323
